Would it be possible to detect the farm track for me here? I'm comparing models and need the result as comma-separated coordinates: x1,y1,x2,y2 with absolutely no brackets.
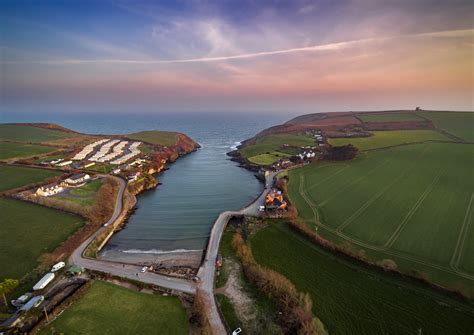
298,173,474,282
319,160,389,207
451,193,474,270
383,170,443,248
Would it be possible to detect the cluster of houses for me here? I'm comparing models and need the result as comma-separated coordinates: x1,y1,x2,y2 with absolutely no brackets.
35,173,91,197
110,141,142,165
72,138,110,160
10,262,83,314
72,139,143,165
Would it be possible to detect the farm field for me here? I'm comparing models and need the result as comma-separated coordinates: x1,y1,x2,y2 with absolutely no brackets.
0,124,74,143
38,280,189,335
127,130,178,146
0,165,62,192
0,198,84,280
0,142,58,160
287,142,474,291
250,222,474,335
328,130,450,150
417,111,474,141
358,112,424,122
239,134,315,164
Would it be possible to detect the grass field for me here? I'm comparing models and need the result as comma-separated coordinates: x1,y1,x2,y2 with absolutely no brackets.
55,179,102,206
328,130,450,150
127,130,178,146
39,280,188,335
250,222,474,335
239,134,314,165
0,165,62,192
287,142,474,291
0,142,58,160
0,198,84,280
0,124,73,143
417,111,474,141
247,152,291,165
359,112,424,122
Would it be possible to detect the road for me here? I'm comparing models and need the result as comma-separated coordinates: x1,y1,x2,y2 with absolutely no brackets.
69,175,196,294
197,172,277,334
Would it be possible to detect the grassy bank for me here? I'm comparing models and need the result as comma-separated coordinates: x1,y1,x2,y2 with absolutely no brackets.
38,280,188,335
126,130,178,146
250,222,474,335
0,124,73,143
0,142,58,160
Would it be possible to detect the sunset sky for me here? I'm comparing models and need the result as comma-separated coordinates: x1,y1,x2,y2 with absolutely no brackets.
1,0,473,114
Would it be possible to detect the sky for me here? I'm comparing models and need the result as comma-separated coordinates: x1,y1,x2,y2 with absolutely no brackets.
1,0,473,114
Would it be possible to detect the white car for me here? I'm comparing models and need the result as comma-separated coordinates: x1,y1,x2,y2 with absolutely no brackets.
140,266,148,273
232,328,242,335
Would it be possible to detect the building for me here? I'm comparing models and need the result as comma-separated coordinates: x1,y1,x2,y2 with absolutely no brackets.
33,273,55,290
72,138,110,160
265,189,288,211
83,162,96,168
66,265,84,276
19,296,44,312
36,184,64,197
63,173,91,187
56,160,73,167
51,261,65,272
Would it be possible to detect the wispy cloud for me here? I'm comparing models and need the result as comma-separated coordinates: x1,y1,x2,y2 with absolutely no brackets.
3,28,471,65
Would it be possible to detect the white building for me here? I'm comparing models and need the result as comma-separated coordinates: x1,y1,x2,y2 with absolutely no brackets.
63,173,91,187
56,160,73,167
33,273,55,290
111,142,142,165
36,184,64,197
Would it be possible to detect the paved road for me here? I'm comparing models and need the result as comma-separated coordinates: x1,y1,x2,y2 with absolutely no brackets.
197,172,277,334
69,175,196,294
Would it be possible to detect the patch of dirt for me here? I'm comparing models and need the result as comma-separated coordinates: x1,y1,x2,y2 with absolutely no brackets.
220,259,257,323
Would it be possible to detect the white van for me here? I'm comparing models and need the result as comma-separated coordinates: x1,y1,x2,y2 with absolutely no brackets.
51,261,66,272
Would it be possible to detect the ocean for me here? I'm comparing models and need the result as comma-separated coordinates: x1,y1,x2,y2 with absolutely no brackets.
2,111,294,258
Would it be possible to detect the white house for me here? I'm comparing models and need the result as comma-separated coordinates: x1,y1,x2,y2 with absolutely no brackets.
63,173,91,187
36,184,64,197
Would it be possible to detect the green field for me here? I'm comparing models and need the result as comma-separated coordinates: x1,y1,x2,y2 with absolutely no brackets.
0,165,63,192
0,124,73,143
55,179,102,206
247,152,291,165
0,198,84,280
417,112,474,141
358,112,424,122
328,130,450,150
39,280,188,335
239,134,315,165
127,130,178,146
250,222,474,335
288,142,474,291
0,142,58,160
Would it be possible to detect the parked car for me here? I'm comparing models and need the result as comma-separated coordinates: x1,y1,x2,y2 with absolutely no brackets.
140,266,148,273
232,328,242,335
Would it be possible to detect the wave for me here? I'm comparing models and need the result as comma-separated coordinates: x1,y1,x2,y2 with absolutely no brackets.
122,248,202,255
230,141,241,150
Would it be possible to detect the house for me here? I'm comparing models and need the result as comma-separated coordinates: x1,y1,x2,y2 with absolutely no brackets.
83,162,96,168
36,184,64,197
33,273,55,290
63,173,91,187
56,160,73,167
19,296,44,312
51,261,65,272
66,265,84,276
112,168,121,175
265,189,288,211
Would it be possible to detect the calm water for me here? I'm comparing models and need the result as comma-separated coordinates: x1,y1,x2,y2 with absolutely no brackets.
2,111,293,255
